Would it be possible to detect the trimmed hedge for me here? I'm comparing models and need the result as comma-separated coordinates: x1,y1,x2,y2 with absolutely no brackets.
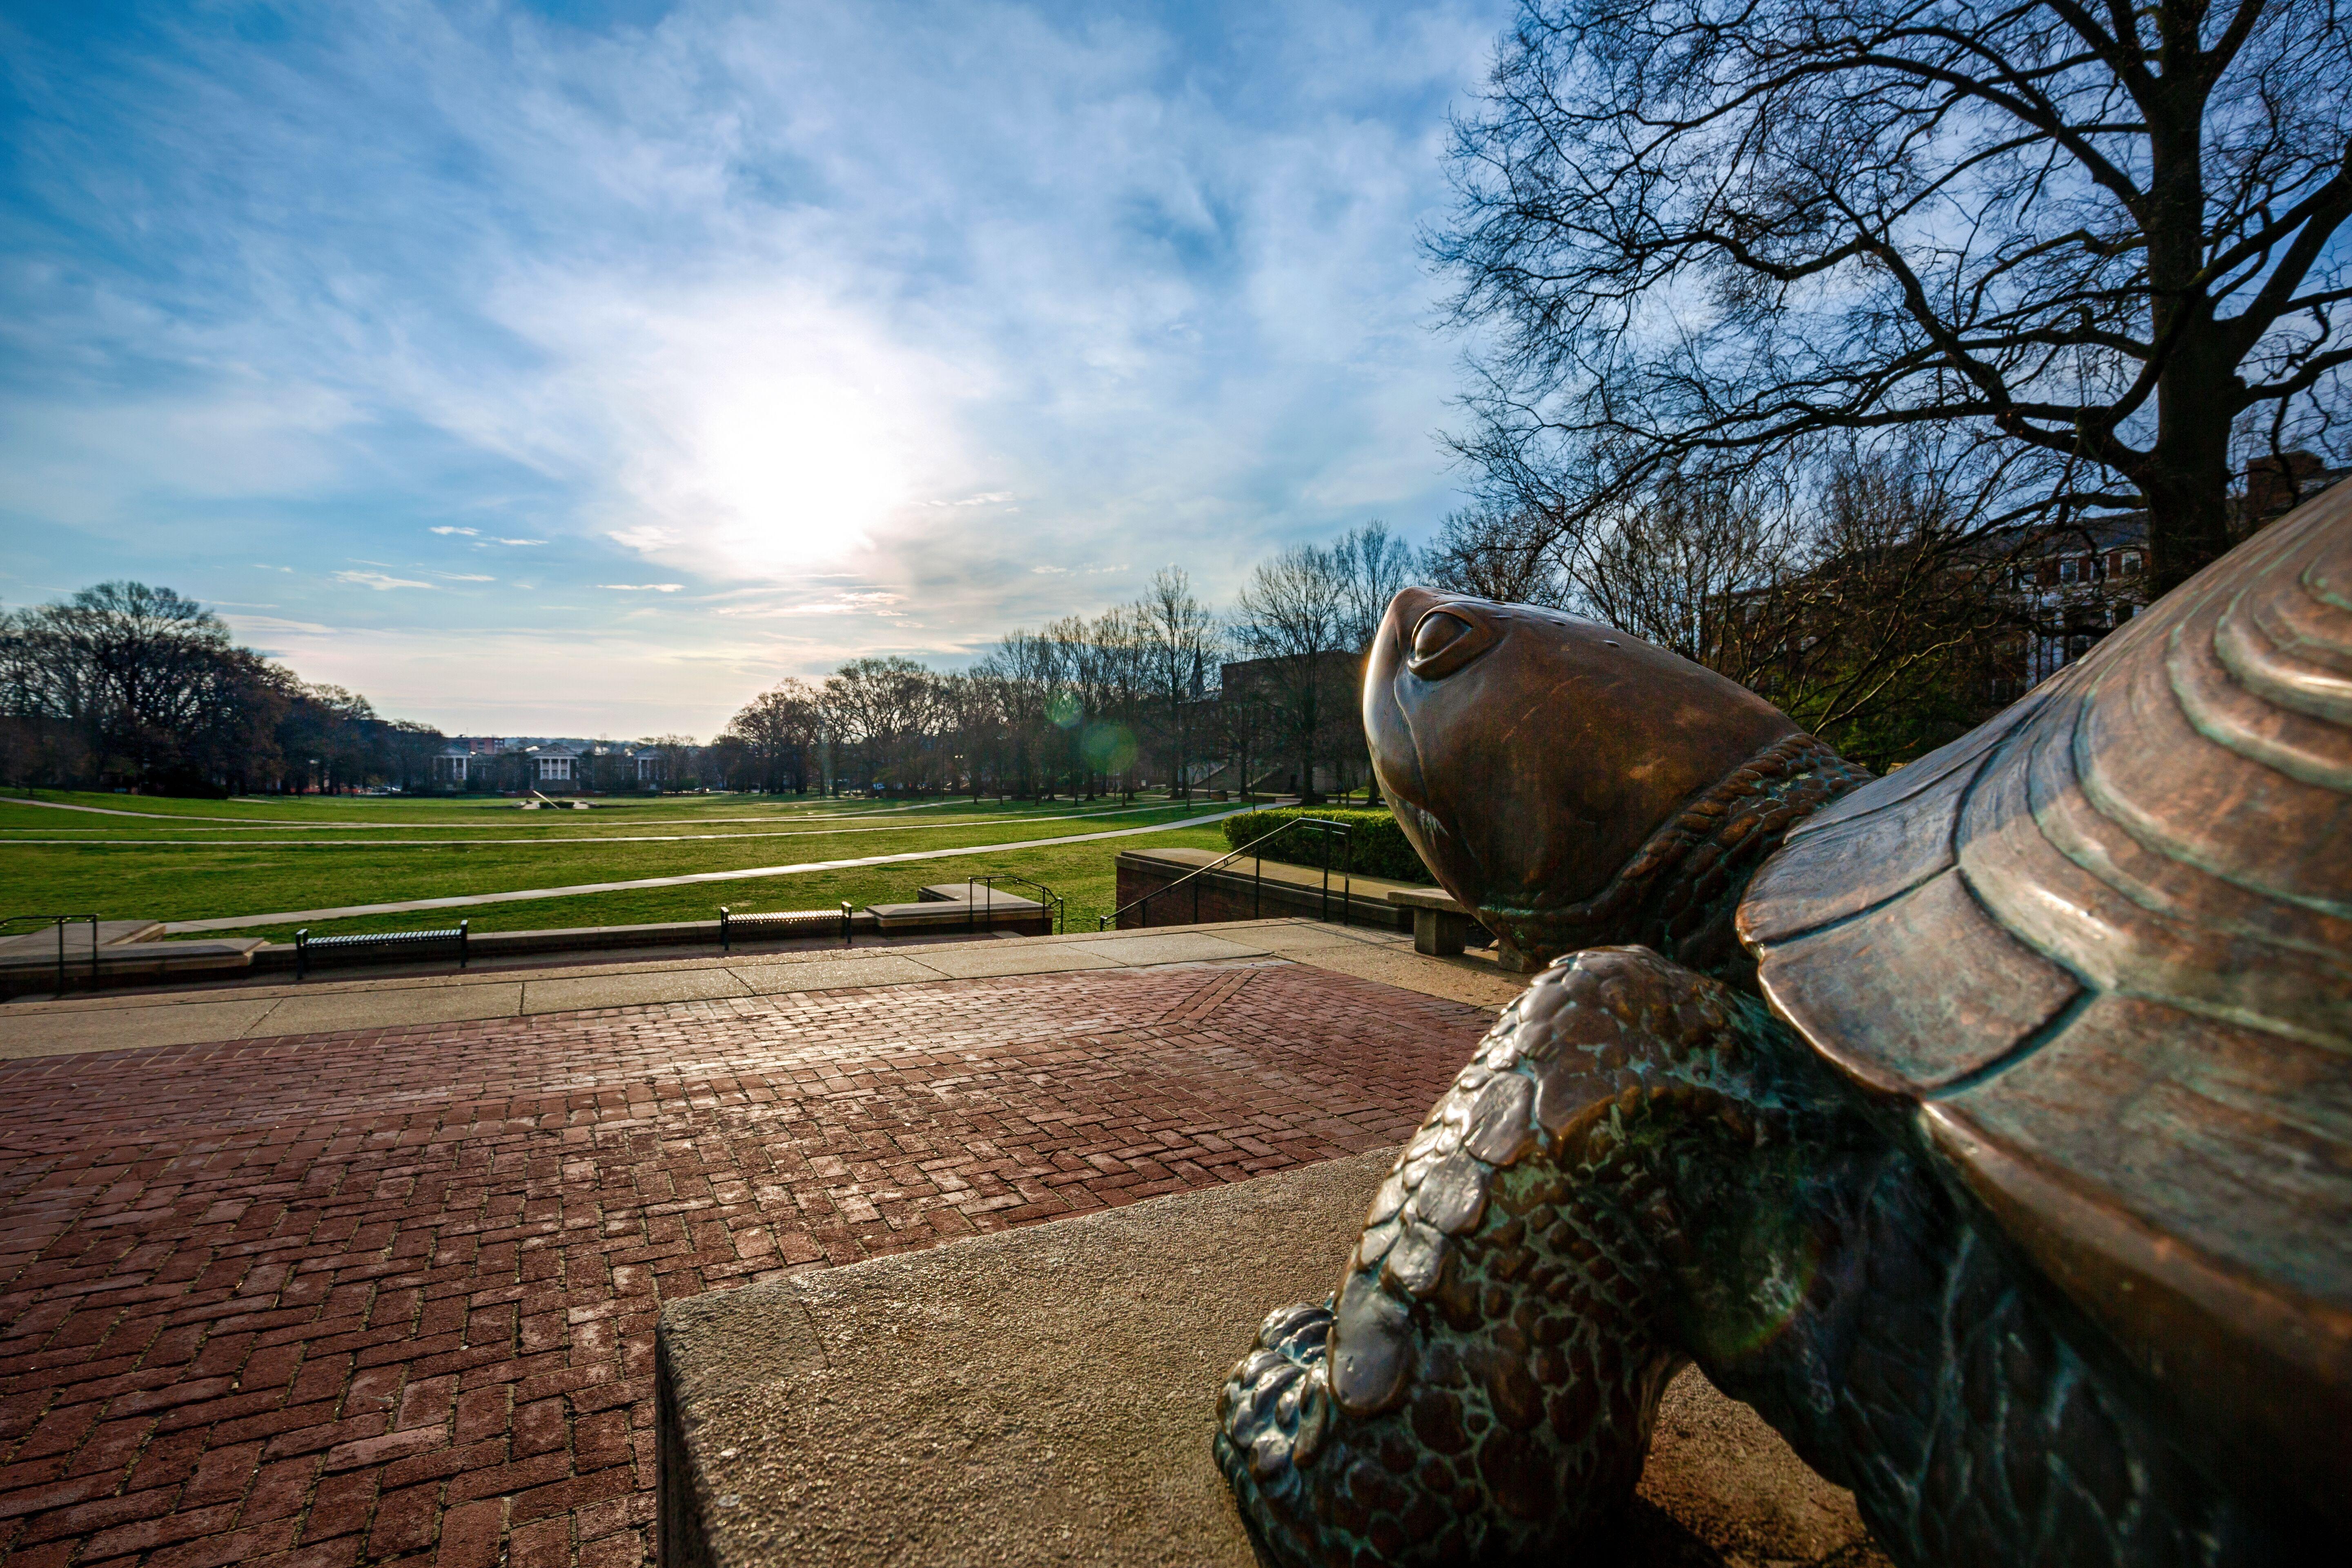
1219,806,1435,884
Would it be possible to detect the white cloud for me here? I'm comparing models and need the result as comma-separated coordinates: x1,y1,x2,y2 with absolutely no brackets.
229,615,337,634
3,0,1508,729
334,570,436,590
606,526,677,553
434,572,495,581
915,491,1015,508
713,590,905,617
597,582,684,592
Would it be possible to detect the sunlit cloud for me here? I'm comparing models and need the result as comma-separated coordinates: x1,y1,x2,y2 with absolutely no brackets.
914,492,1015,508
713,590,906,617
228,615,337,635
0,0,1509,734
334,570,436,591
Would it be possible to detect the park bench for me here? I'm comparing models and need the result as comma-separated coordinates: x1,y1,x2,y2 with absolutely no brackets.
720,903,855,951
295,920,468,980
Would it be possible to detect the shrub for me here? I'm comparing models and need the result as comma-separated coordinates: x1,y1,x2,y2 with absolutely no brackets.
1219,806,1434,884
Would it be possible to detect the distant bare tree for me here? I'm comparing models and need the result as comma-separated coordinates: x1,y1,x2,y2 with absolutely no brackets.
638,734,700,792
1232,545,1352,801
1704,451,2021,766
0,581,388,793
1417,503,1572,606
1331,521,1417,649
1435,0,2352,592
1138,567,1221,797
822,657,942,794
973,629,1064,798
722,678,823,793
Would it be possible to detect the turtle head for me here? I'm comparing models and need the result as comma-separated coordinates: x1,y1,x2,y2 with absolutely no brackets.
1364,588,1827,973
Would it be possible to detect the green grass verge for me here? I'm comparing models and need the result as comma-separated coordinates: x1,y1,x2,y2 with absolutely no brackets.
178,829,1235,940
0,790,1234,938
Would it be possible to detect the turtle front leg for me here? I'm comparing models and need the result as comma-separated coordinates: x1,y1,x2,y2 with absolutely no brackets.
1216,944,1858,1564
1217,946,2281,1568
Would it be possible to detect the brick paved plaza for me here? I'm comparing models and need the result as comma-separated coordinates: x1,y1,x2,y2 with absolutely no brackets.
0,956,1492,1568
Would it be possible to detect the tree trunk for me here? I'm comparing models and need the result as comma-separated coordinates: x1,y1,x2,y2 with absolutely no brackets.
2139,410,2235,596
2137,43,2232,597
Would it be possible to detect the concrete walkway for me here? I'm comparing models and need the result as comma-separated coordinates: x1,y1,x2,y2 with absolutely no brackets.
0,927,1509,1568
0,918,1528,1058
158,806,1252,933
661,1151,1888,1568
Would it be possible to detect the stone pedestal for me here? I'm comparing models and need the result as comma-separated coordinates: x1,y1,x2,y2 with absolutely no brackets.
1388,887,1474,956
656,1151,1888,1568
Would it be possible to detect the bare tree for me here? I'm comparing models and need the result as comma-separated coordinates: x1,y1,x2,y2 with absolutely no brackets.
1330,521,1417,649
1418,502,1573,605
1710,452,2022,766
1137,567,1220,797
722,678,824,793
1232,545,1352,802
0,581,397,793
973,628,1064,799
636,734,700,792
822,656,942,795
1435,0,2352,592
1566,470,1801,662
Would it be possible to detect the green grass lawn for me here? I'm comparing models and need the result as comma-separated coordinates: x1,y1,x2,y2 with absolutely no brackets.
0,789,1237,939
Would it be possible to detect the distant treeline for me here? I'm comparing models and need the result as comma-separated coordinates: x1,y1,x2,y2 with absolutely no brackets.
710,528,1416,801
0,582,443,795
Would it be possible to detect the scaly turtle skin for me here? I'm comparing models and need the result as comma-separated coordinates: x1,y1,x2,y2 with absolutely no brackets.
1216,492,2351,1565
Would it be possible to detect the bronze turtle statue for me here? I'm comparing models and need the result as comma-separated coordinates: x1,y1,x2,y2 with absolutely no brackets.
1215,487,2351,1565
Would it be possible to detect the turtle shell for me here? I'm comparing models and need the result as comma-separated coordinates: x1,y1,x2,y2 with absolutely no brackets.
1737,485,2352,1520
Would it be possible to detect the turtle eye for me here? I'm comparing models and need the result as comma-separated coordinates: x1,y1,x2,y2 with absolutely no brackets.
1413,612,1470,661
1406,607,1495,679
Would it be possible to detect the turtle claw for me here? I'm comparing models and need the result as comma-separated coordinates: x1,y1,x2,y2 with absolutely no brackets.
1216,1298,1345,1566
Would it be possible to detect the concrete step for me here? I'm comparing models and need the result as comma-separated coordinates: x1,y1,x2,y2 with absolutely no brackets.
866,902,1052,934
0,920,167,958
915,882,1046,909
0,938,265,998
656,1149,1884,1568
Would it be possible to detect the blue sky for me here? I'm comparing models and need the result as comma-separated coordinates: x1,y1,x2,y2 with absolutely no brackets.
1,0,1509,736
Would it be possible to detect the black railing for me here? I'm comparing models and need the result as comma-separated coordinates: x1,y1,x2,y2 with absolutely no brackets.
4,913,100,996
1098,818,1354,931
965,873,1065,936
721,902,855,951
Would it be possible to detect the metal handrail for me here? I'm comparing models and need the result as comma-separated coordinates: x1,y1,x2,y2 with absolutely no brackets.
1098,817,1354,931
3,913,100,997
968,873,1065,936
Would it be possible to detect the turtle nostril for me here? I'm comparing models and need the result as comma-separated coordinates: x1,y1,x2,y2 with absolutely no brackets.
1412,611,1472,662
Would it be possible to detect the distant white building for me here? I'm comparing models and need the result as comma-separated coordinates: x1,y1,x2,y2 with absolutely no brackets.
524,743,582,790
433,737,503,788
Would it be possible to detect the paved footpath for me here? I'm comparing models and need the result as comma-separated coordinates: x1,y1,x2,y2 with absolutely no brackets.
0,951,1496,1568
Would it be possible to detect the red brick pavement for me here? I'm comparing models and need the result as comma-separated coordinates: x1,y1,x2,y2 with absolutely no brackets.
0,958,1492,1568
